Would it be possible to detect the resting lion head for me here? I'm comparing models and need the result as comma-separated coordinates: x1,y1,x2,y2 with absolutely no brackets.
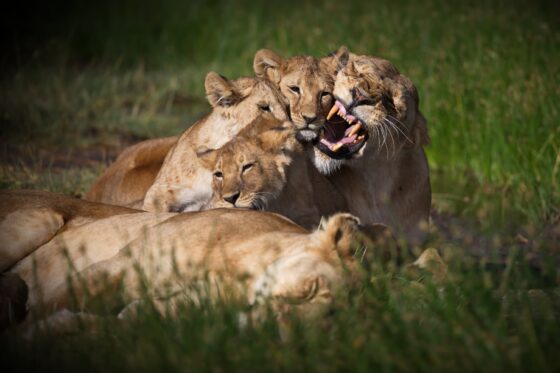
253,49,342,143
311,47,430,174
197,118,296,210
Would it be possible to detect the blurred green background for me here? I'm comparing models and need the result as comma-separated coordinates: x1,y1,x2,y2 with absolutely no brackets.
1,0,559,229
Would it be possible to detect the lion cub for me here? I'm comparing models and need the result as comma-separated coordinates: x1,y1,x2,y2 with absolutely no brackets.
197,117,347,229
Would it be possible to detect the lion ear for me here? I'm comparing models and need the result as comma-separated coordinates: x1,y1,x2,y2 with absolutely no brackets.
204,72,240,108
321,46,350,76
253,49,284,84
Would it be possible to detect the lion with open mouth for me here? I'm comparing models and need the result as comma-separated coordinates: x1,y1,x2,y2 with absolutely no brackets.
308,47,431,245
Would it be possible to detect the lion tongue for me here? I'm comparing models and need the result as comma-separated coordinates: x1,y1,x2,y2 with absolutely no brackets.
320,133,358,152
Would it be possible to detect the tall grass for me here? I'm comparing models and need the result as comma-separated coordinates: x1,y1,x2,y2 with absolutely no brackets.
2,251,559,371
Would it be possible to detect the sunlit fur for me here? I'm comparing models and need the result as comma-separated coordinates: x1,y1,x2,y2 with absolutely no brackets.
142,72,289,212
198,117,348,229
198,123,292,212
254,49,341,142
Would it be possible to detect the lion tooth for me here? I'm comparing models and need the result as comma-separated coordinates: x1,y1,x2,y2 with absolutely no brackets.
357,134,365,141
331,143,343,152
327,105,338,120
349,123,362,137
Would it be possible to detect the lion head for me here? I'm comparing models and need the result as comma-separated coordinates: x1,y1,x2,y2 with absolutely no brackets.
253,49,342,142
141,73,292,213
197,118,296,210
204,71,290,137
311,47,430,174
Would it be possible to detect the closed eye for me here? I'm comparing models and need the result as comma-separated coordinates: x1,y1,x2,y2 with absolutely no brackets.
242,163,254,173
289,86,300,94
258,104,271,112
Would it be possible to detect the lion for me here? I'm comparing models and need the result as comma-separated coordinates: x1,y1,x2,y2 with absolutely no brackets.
253,48,342,142
84,136,177,208
197,116,347,229
85,50,341,210
141,73,290,212
85,71,289,208
0,189,140,272
3,190,372,327
306,47,431,245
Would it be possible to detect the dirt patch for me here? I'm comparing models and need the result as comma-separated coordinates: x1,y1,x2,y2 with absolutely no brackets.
0,133,146,171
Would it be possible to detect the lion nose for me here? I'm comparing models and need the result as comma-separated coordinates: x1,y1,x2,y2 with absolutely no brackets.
223,191,240,205
303,115,317,124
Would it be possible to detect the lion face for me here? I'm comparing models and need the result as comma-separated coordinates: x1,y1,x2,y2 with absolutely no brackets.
312,50,429,174
198,118,295,210
254,50,336,142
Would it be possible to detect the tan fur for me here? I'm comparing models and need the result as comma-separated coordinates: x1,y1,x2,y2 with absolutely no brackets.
85,72,288,210
142,73,289,212
0,190,140,271
254,49,341,142
311,48,431,244
5,193,366,322
85,136,178,207
199,117,347,229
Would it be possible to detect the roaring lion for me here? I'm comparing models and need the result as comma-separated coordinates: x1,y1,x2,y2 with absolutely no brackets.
85,71,289,208
3,190,373,327
308,47,431,244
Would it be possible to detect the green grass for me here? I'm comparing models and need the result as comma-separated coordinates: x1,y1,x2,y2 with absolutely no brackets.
1,0,559,370
2,252,559,372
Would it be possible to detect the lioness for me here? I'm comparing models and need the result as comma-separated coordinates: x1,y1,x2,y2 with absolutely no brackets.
309,47,431,244
85,72,289,208
197,117,347,229
142,73,290,212
5,190,367,323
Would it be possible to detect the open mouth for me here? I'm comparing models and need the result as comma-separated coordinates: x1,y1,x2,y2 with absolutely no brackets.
316,101,369,159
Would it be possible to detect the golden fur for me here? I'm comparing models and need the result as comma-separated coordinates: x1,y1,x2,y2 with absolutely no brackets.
4,190,368,324
0,190,139,272
309,47,431,244
85,49,340,211
85,72,289,209
85,136,177,208
142,73,289,212
253,49,339,142
198,117,347,229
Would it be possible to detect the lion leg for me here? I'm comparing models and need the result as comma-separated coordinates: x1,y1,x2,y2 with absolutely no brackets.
0,208,64,271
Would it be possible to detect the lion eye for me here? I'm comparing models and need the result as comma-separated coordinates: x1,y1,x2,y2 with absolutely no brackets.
242,163,254,173
213,171,223,179
289,86,300,94
258,104,271,112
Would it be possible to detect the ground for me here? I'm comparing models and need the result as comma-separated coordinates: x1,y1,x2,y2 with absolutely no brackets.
0,0,559,371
